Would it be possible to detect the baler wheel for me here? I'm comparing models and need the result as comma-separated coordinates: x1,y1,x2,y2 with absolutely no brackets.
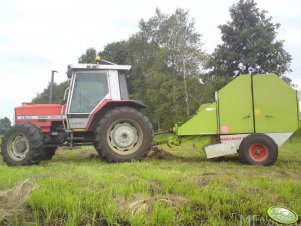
1,123,45,166
94,107,153,162
239,134,278,166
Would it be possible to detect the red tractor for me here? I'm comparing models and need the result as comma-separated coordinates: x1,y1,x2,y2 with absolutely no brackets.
1,61,153,166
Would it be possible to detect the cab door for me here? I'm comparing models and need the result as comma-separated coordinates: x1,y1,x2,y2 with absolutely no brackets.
67,71,109,129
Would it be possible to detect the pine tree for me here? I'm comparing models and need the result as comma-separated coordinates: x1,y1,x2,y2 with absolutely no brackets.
207,0,292,78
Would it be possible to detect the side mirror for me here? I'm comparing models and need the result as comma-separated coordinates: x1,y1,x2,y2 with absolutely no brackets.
62,87,70,104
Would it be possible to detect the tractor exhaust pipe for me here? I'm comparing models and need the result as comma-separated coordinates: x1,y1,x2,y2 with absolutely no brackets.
49,70,58,104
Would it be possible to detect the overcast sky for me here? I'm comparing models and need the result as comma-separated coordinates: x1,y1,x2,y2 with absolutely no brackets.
0,0,300,121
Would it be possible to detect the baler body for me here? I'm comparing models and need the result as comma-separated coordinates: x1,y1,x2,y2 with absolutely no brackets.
174,74,300,160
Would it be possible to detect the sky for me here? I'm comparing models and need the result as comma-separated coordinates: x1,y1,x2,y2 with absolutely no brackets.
0,0,300,121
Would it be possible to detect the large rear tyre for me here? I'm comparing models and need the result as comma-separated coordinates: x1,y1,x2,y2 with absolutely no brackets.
239,134,278,166
1,123,45,166
95,107,153,162
43,147,57,160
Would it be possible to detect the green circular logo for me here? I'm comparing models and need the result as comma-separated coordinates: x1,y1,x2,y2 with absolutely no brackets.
267,206,299,224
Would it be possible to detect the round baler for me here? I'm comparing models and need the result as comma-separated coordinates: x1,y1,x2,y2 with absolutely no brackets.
167,74,300,166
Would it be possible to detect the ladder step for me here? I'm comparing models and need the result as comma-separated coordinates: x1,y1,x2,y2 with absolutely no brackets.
67,137,85,141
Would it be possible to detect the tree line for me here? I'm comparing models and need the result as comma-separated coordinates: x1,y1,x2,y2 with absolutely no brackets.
0,117,11,135
31,0,292,131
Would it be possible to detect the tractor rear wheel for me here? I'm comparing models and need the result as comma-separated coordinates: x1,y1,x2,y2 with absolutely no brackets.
1,123,45,166
43,147,57,160
239,134,278,166
95,107,153,162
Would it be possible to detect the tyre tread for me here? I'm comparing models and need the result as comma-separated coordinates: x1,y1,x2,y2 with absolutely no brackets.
1,123,45,166
239,133,278,166
95,107,153,162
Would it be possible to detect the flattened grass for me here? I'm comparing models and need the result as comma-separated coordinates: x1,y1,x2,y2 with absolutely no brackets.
0,134,301,225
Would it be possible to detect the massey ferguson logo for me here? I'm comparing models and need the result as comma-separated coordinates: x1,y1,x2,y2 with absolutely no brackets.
17,115,64,120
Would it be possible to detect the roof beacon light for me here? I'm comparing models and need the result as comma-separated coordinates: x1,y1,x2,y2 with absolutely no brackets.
95,55,101,64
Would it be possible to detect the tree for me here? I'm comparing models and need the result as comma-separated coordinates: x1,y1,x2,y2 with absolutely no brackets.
139,8,206,117
97,9,207,130
78,48,97,63
207,0,292,78
99,41,129,64
31,81,69,104
0,117,11,135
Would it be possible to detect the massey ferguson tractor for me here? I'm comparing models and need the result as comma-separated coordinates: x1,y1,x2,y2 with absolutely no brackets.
1,60,153,166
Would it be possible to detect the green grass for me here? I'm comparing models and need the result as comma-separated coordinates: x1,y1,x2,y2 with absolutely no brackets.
1,135,301,225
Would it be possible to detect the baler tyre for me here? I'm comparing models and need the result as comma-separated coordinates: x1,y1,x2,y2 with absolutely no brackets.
239,134,278,166
1,123,45,166
95,107,153,162
43,147,57,160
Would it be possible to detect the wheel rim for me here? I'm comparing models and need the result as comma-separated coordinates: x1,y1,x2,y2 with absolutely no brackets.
248,143,269,162
7,134,30,161
107,120,143,155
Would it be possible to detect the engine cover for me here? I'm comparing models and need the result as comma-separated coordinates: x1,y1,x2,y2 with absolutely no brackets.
15,104,66,132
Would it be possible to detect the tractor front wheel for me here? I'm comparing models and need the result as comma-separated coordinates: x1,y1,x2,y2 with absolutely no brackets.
1,123,45,166
239,134,278,166
95,107,153,162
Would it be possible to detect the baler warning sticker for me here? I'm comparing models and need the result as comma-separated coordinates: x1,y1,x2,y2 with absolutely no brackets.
220,125,229,134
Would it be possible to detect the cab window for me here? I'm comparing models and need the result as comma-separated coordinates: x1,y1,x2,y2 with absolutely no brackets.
69,72,108,113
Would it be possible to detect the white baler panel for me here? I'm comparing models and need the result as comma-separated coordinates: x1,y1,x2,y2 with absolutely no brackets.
266,133,293,147
205,134,249,158
205,133,294,159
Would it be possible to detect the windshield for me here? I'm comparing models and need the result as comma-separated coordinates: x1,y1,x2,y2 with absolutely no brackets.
69,71,109,113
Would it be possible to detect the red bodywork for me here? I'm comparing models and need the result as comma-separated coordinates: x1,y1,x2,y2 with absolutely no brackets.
15,100,145,133
15,104,66,133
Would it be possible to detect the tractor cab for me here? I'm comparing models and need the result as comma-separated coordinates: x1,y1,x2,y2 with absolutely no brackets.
65,63,131,130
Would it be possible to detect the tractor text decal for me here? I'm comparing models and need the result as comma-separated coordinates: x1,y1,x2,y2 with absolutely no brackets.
220,136,245,142
17,115,64,120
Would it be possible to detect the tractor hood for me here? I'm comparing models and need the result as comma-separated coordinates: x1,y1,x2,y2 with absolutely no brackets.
15,104,65,121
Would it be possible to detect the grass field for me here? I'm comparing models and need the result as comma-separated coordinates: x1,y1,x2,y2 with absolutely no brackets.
0,134,301,225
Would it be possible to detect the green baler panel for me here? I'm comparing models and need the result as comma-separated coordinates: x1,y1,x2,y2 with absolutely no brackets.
177,73,299,136
253,74,299,133
178,103,217,135
218,75,254,134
